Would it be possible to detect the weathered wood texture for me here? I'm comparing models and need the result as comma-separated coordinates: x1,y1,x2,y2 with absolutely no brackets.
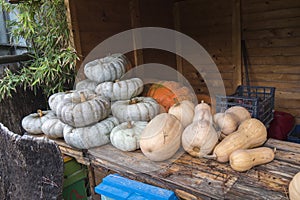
174,0,236,96
88,138,299,200
0,124,64,199
242,0,300,124
0,87,47,135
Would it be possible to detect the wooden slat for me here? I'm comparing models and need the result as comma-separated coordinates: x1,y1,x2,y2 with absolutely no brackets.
243,7,300,22
275,90,300,100
248,55,300,65
244,17,300,31
247,81,300,90
247,73,300,82
243,27,300,40
246,37,300,48
247,46,300,56
242,0,300,14
275,99,300,109
247,65,300,74
232,0,242,92
174,2,184,82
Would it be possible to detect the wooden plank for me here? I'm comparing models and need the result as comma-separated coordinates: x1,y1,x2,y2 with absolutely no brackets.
275,99,300,109
244,17,300,31
247,81,300,90
246,37,300,48
248,55,300,65
243,7,300,22
275,90,300,100
265,138,300,153
242,0,300,14
68,0,83,68
246,73,300,82
130,0,143,68
173,3,183,82
247,65,300,74
244,27,300,40
232,0,242,92
247,46,300,56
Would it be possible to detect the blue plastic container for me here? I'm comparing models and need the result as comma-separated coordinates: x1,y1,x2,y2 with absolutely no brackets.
95,174,178,200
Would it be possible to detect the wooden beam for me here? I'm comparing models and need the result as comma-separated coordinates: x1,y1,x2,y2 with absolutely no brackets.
130,0,143,68
64,0,83,71
0,53,31,65
173,3,184,83
232,0,242,92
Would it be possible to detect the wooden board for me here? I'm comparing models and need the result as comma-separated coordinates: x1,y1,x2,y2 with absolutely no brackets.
88,138,300,199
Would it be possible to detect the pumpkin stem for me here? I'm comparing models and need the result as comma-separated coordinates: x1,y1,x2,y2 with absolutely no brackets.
127,121,133,129
129,98,140,105
203,154,217,160
80,92,87,102
37,109,43,117
173,98,180,107
201,100,204,104
115,79,120,83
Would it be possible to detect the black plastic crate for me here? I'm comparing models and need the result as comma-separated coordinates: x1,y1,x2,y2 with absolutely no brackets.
216,85,276,126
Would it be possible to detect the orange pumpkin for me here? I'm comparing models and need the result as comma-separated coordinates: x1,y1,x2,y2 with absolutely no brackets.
146,81,194,111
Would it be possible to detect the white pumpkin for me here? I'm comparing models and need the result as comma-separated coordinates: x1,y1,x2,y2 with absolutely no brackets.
48,90,94,114
57,91,111,127
75,79,98,91
110,121,148,151
140,113,183,161
111,97,160,123
41,118,67,138
22,110,56,134
289,172,300,200
193,100,212,122
168,100,194,128
95,78,143,101
63,116,119,149
182,120,219,157
84,53,130,83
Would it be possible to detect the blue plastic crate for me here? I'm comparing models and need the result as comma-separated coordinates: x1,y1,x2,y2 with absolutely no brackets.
95,174,178,200
288,125,300,144
216,85,275,126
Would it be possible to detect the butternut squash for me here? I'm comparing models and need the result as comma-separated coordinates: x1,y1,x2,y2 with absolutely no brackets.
229,147,275,172
209,118,267,163
226,106,251,125
289,172,300,200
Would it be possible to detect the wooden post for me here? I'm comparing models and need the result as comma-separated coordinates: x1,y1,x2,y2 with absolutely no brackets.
232,0,242,93
64,0,83,71
130,0,143,68
173,3,184,83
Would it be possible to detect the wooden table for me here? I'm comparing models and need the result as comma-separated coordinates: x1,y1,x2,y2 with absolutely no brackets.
42,136,300,200
88,138,300,200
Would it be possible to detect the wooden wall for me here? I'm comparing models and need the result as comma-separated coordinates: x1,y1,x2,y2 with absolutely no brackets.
174,0,238,95
67,0,300,124
242,0,300,124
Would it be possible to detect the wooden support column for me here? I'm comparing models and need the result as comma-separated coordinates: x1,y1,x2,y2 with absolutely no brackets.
173,3,184,83
64,0,83,71
130,0,143,68
232,0,242,93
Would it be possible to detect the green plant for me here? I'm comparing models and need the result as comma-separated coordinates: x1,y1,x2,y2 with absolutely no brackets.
0,0,78,101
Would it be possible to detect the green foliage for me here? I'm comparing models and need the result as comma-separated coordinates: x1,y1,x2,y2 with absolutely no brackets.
0,0,77,101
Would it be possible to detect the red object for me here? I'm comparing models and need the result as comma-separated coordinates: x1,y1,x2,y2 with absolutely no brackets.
267,111,295,140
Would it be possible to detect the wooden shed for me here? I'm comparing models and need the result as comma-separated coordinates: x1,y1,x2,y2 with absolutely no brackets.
65,0,300,124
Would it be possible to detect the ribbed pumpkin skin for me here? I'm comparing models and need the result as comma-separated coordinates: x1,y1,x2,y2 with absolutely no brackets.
63,116,119,149
289,172,300,200
168,100,195,128
95,78,143,101
22,111,56,134
75,79,98,91
146,81,195,112
111,97,160,123
41,118,67,138
84,53,129,83
140,113,183,161
110,121,148,151
229,147,275,172
57,92,111,127
49,90,94,114
182,120,218,157
212,118,267,163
